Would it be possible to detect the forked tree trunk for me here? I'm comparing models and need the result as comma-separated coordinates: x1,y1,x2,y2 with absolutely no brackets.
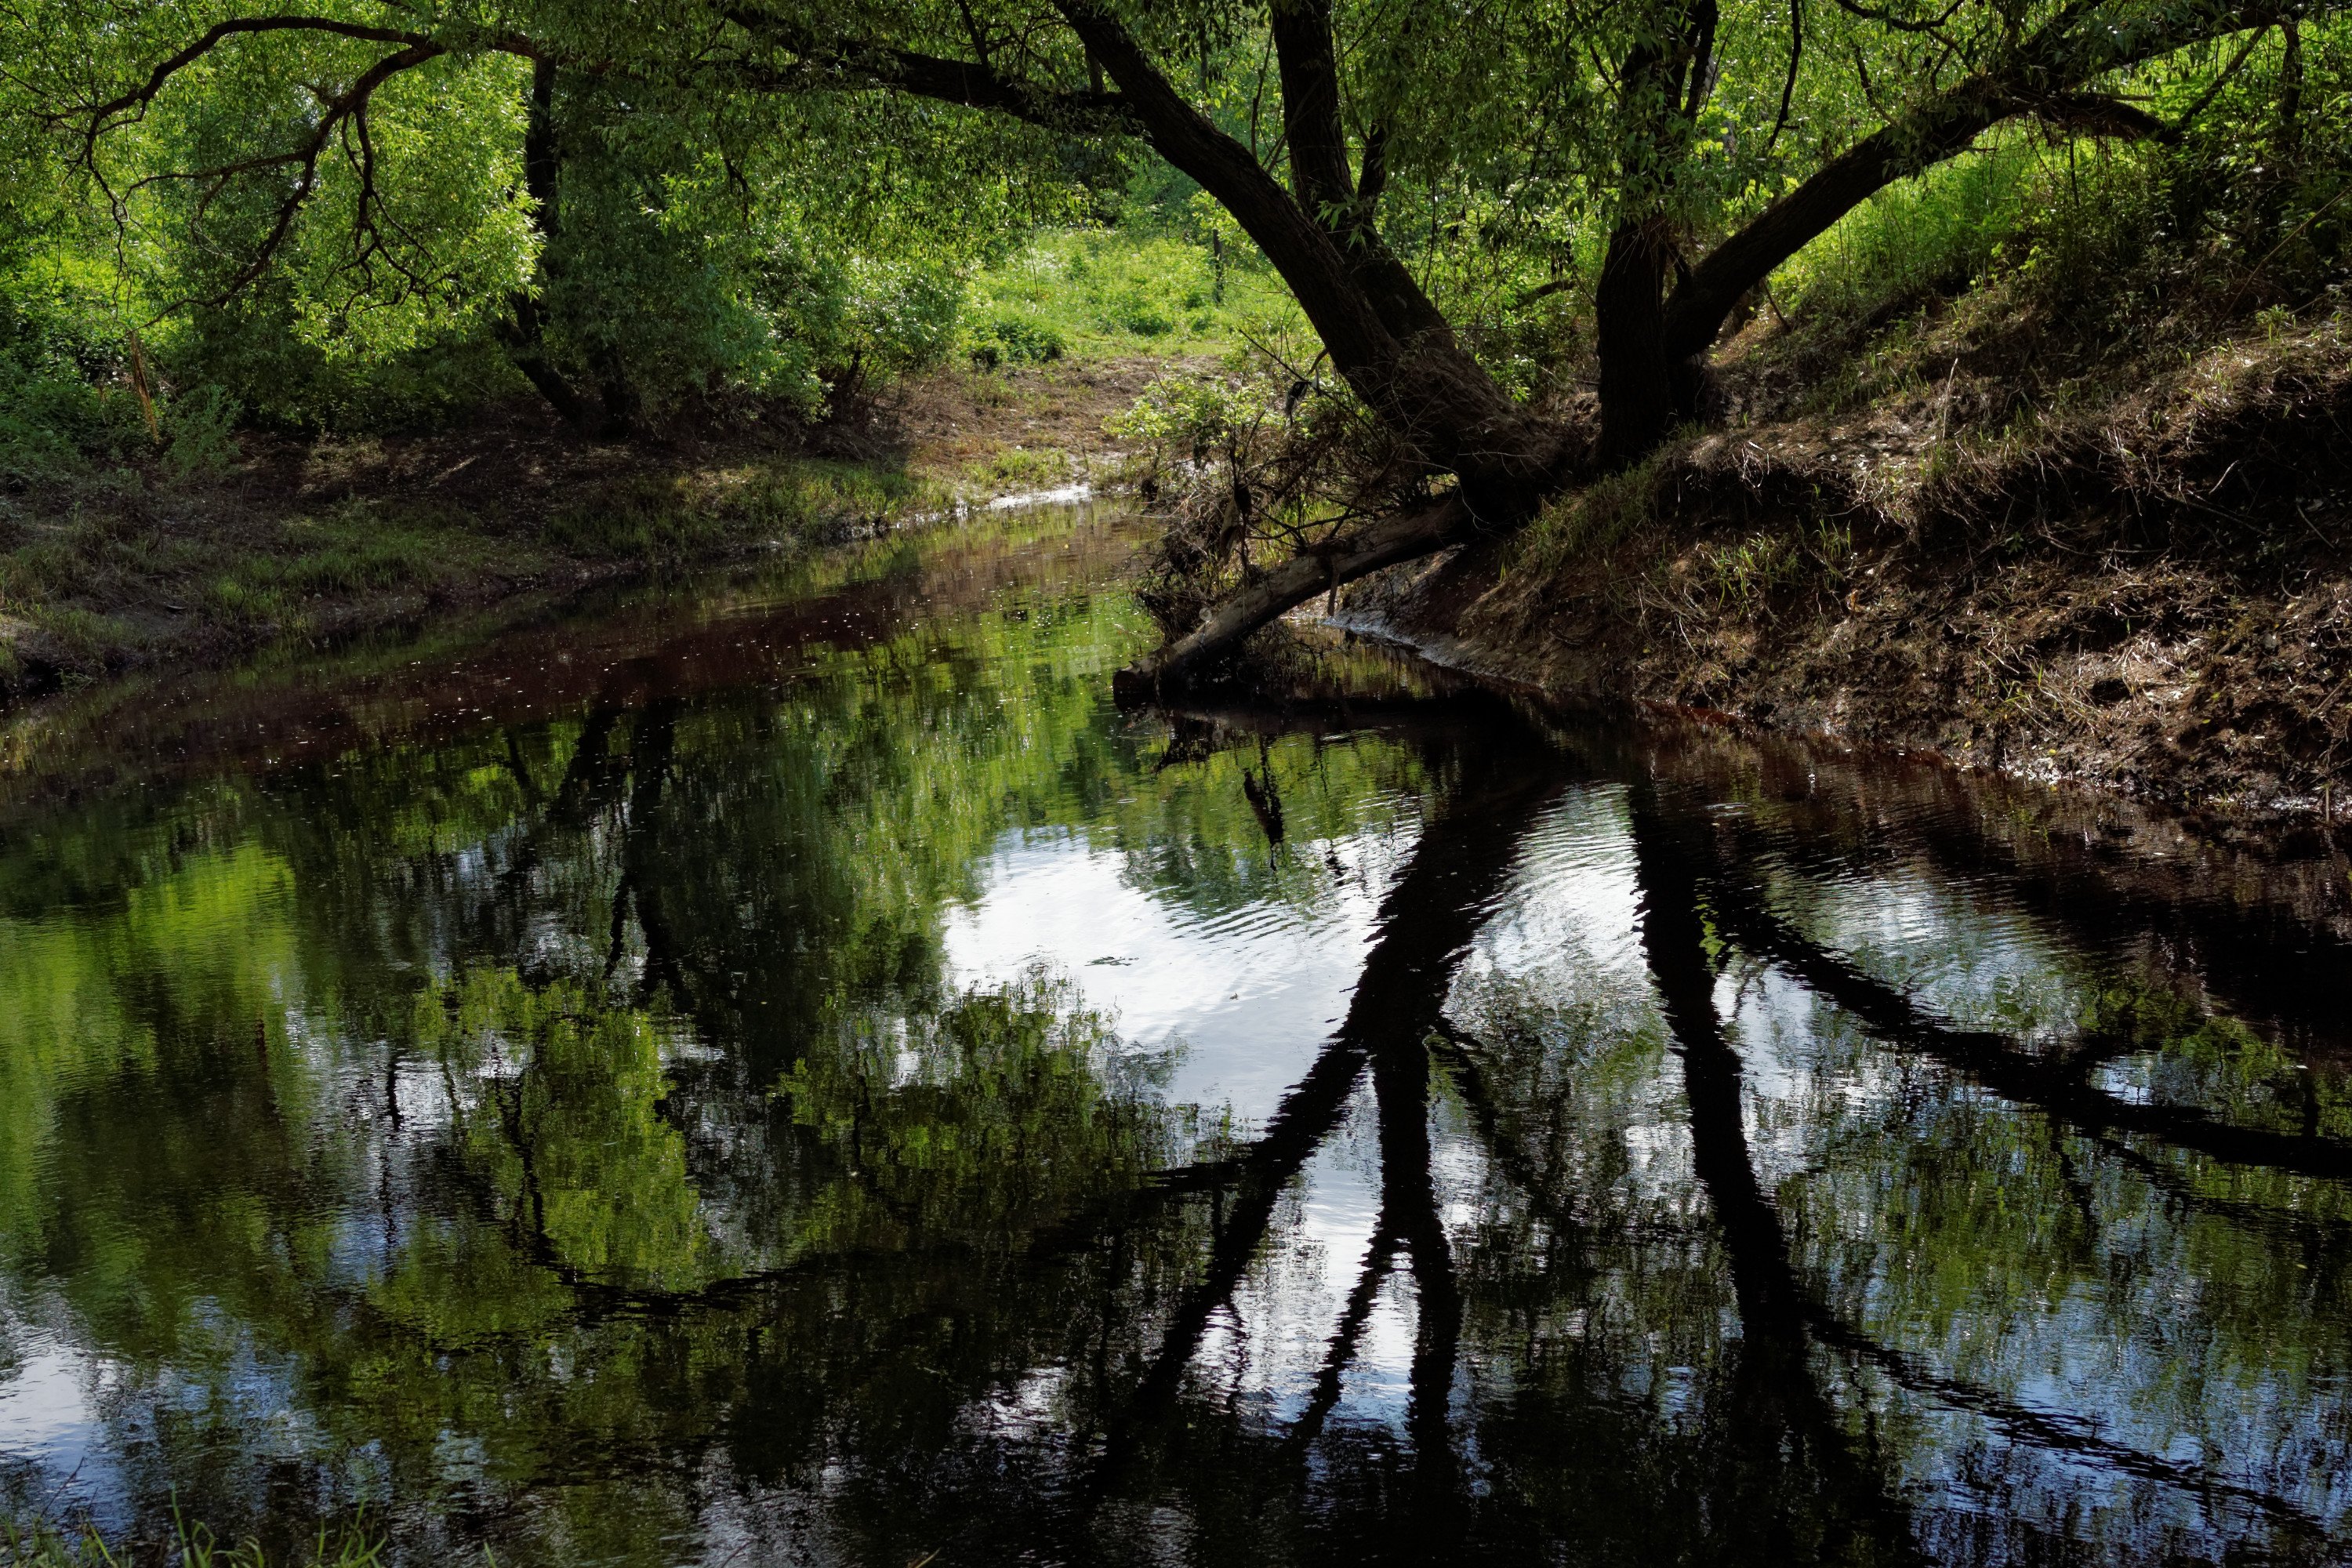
1061,0,2288,692
499,60,641,439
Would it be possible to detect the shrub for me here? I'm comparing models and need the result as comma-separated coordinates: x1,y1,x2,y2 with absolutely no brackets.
964,308,1066,369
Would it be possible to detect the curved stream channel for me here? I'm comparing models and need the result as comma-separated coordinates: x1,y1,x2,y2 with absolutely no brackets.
2,506,2349,1566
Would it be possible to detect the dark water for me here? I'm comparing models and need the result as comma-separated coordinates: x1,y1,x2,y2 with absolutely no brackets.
2,507,2350,1566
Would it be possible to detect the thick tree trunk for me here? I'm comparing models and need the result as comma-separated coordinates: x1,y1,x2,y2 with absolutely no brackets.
1595,217,1678,467
1081,0,2287,691
499,60,602,434
1062,2,1565,516
1112,493,1478,699
499,301,596,430
589,345,641,441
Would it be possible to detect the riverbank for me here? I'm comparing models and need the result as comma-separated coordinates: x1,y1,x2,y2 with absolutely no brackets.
1344,307,2352,837
0,354,1171,708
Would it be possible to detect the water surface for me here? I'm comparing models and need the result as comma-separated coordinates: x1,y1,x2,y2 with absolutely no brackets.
2,508,2349,1566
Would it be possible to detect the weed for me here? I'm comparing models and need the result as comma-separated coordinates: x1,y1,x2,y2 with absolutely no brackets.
542,474,739,561
201,577,293,632
1512,448,1674,577
1700,532,1804,614
160,387,243,481
22,604,129,664
981,446,1069,488
1,1507,387,1568
963,309,1065,370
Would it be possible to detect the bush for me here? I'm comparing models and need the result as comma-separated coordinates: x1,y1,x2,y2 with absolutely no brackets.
162,383,243,479
963,307,1066,369
0,262,157,483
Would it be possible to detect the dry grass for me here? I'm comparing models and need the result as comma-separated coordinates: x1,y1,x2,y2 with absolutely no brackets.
1359,309,2352,824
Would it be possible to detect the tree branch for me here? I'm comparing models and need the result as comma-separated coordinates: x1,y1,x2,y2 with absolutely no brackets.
1269,0,1356,221
1114,492,1477,697
720,7,1138,133
1662,5,2298,359
180,42,448,311
2161,24,2270,140
1832,0,1969,36
73,15,436,145
1356,122,1390,214
1766,0,1804,154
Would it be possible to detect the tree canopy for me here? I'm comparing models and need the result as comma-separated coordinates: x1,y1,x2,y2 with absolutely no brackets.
2,0,2339,671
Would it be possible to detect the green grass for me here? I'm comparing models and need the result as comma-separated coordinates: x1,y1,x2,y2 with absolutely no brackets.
1772,136,2045,328
1,1512,387,1568
962,228,1301,364
1509,447,1680,579
971,444,1073,490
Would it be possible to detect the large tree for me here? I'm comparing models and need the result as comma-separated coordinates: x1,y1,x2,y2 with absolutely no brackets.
24,0,2315,673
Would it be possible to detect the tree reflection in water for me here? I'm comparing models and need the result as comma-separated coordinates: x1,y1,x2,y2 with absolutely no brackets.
0,517,2348,1566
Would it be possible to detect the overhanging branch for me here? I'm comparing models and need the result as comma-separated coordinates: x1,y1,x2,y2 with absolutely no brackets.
1662,2,2300,359
1113,491,1479,699
719,6,1140,133
73,15,437,143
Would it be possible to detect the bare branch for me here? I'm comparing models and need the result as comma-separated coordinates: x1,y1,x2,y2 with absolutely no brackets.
1766,0,1804,154
2161,24,2270,140
1356,122,1389,214
165,41,446,313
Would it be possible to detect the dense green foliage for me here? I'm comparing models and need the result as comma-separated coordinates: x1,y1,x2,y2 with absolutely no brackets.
0,2,2337,470
0,9,1098,447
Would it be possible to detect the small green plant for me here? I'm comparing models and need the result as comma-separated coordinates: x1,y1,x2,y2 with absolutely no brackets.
161,385,243,481
1106,374,1265,461
1105,285,1174,337
1,1505,385,1568
982,445,1068,488
1700,531,1804,613
202,575,292,630
962,307,1065,369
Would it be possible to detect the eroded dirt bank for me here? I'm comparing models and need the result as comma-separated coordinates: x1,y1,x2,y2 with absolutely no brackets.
1344,318,2352,840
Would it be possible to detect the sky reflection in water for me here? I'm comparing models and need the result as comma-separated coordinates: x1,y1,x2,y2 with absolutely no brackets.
1,506,2348,1566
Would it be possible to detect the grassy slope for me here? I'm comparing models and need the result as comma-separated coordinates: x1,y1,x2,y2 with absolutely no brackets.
1356,289,2352,826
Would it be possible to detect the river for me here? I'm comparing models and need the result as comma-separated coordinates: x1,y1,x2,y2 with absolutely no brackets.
0,505,2347,1566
